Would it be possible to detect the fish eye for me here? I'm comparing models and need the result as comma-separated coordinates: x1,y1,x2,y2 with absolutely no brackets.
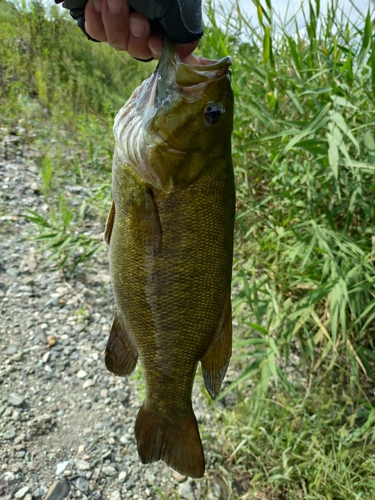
204,103,225,125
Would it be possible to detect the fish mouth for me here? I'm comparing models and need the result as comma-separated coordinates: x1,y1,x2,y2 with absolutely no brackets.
154,38,232,104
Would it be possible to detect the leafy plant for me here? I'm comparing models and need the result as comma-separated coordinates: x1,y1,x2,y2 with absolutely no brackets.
23,194,106,274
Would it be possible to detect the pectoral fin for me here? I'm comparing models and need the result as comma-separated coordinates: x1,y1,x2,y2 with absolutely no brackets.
105,312,138,376
104,201,115,245
200,295,232,399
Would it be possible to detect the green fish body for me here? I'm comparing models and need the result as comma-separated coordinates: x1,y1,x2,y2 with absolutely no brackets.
104,40,235,477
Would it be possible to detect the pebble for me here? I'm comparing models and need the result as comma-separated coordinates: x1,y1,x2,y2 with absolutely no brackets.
75,459,91,471
74,323,85,333
3,429,16,440
76,369,87,379
102,465,117,476
125,479,135,489
118,471,127,483
46,335,57,346
75,477,89,493
178,481,196,500
14,432,25,442
82,379,95,389
56,461,70,476
9,351,23,362
14,486,29,498
173,471,187,482
8,392,24,406
44,479,70,500
4,471,15,481
109,491,121,500
95,340,107,351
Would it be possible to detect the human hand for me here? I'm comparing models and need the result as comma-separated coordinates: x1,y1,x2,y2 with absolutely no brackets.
84,0,200,61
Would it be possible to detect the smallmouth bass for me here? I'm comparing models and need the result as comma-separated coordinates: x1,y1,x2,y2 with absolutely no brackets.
104,39,235,478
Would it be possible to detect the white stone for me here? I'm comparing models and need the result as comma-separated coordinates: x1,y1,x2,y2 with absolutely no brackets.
118,471,127,483
102,465,117,476
14,486,29,498
82,379,95,389
56,460,70,475
109,490,121,500
74,459,91,471
178,481,196,500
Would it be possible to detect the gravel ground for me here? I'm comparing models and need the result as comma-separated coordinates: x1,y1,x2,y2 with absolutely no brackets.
0,132,237,500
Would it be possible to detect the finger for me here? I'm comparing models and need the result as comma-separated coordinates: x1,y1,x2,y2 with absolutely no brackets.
177,42,200,62
148,33,163,60
102,0,130,51
85,0,107,42
127,12,153,61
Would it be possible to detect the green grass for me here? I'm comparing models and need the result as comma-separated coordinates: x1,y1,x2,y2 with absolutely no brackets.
207,387,375,499
1,0,375,497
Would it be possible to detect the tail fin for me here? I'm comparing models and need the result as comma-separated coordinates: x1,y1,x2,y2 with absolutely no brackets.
135,403,205,478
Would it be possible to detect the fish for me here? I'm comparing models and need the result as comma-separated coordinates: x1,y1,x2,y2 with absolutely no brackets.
104,38,235,478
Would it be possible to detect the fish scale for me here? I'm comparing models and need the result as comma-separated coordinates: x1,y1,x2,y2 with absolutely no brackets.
104,39,235,478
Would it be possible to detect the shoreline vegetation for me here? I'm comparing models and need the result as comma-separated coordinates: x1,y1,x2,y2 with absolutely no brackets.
1,0,375,497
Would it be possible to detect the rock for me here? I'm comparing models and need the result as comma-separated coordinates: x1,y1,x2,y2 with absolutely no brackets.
11,462,24,472
44,479,70,500
14,433,25,444
3,429,16,439
173,471,187,482
46,335,57,346
118,471,127,483
74,323,85,333
82,379,95,389
9,351,23,362
8,392,24,406
109,491,121,500
12,410,20,421
42,351,50,363
102,465,117,476
178,481,196,500
75,477,89,493
125,479,135,489
4,471,15,481
32,487,44,499
14,486,29,498
4,408,13,417
76,369,87,379
56,461,70,476
75,459,91,471
95,340,107,351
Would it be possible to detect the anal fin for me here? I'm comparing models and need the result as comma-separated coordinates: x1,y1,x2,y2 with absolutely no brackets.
201,295,232,398
105,312,138,376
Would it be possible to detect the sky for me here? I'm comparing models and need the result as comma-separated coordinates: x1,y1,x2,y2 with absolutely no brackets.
220,0,372,18
215,0,373,28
